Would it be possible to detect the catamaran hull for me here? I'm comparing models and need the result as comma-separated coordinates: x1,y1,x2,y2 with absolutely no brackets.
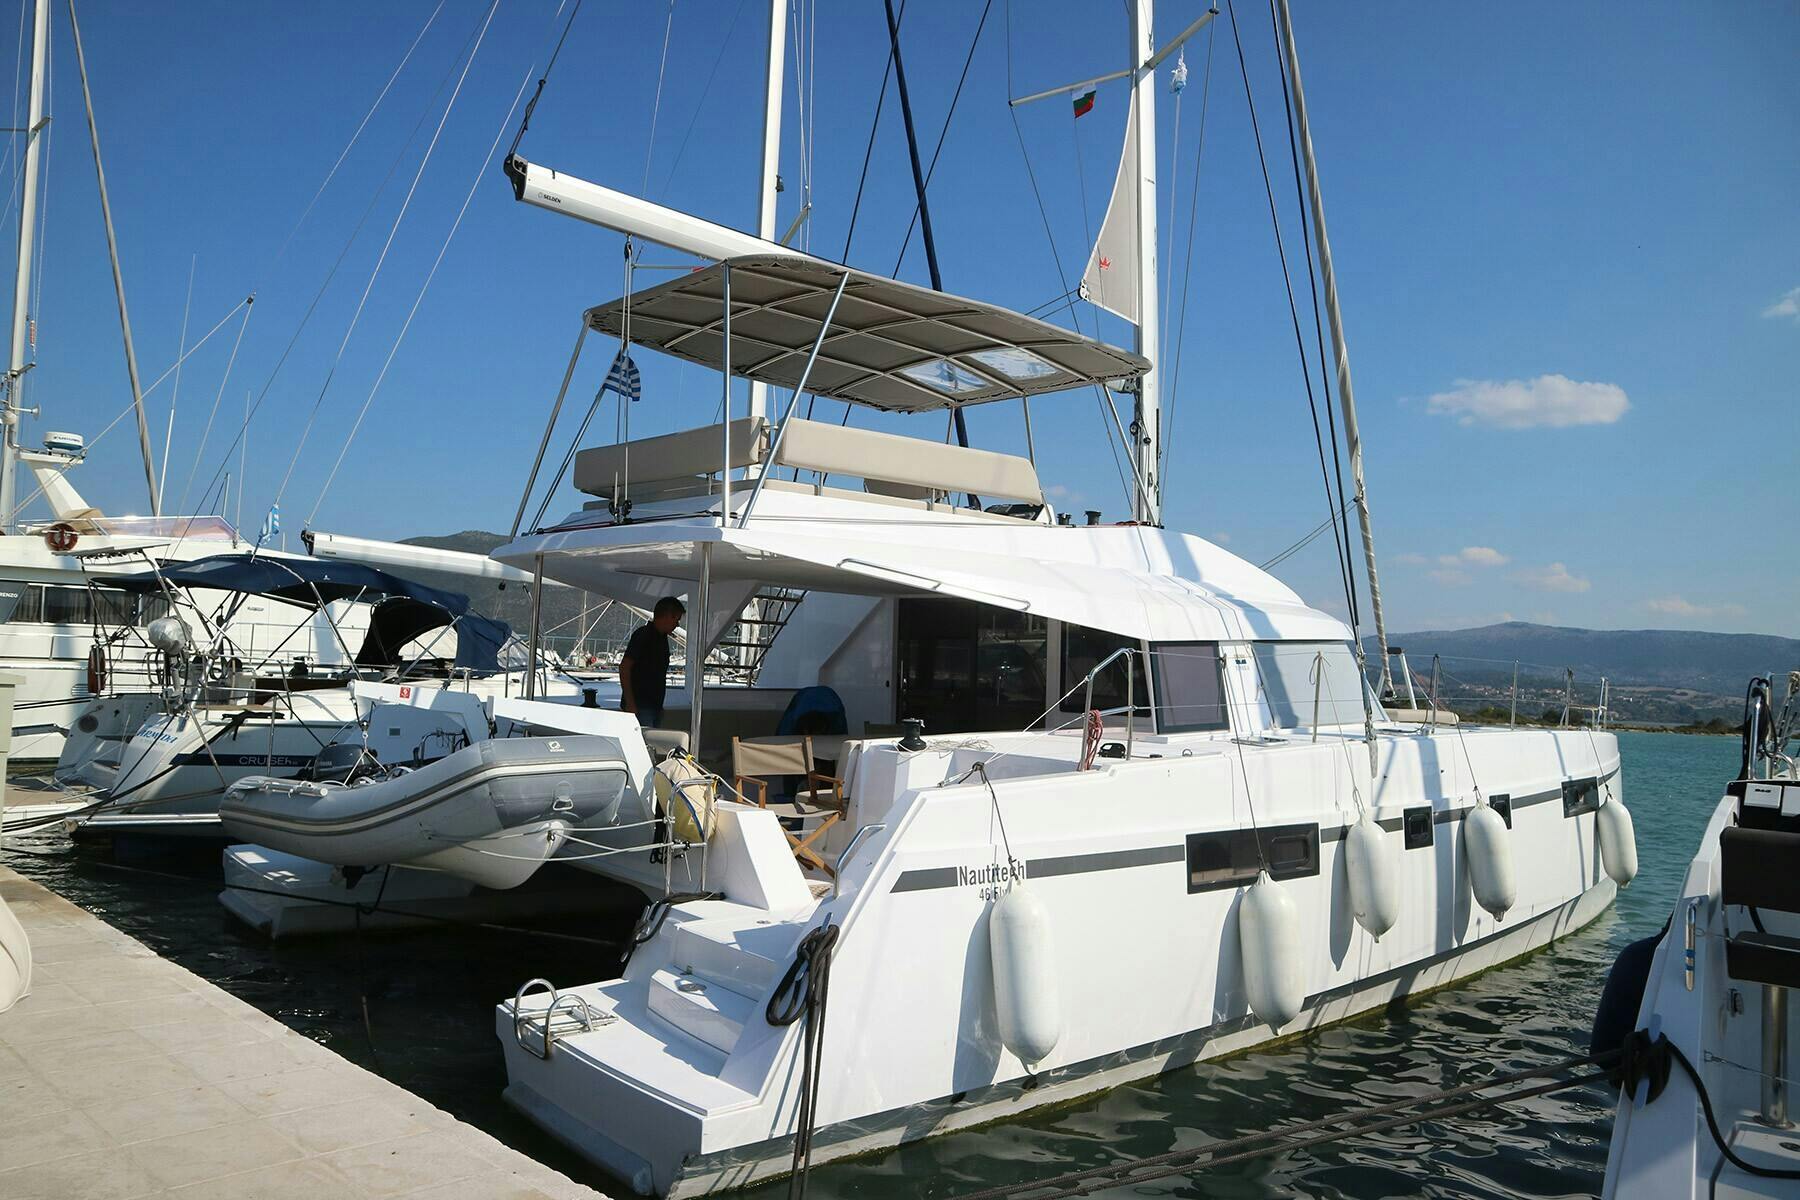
498,729,1626,1198
505,879,1614,1197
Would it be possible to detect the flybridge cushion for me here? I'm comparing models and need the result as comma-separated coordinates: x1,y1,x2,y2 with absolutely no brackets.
772,419,1043,504
575,418,769,497
575,415,1042,506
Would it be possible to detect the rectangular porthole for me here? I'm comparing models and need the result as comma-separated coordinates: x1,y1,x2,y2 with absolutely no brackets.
1403,806,1434,850
1563,778,1600,818
1490,795,1513,829
1185,823,1319,894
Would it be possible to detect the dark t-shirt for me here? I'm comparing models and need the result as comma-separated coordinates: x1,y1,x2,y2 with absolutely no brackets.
623,622,671,714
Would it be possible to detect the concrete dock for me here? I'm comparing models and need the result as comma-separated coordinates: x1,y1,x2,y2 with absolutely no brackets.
0,866,612,1200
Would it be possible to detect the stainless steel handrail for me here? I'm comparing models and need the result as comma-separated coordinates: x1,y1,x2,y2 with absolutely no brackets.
832,822,887,898
1081,646,1139,760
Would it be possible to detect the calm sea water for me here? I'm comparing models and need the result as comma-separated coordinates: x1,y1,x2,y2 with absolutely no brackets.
1,731,1738,1199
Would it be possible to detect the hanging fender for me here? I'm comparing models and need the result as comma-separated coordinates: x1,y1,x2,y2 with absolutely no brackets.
1596,797,1638,886
85,644,107,696
989,882,1062,1068
1463,803,1516,920
1345,810,1400,940
1239,871,1305,1030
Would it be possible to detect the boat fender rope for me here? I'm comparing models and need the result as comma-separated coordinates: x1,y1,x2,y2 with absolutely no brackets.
766,922,841,1200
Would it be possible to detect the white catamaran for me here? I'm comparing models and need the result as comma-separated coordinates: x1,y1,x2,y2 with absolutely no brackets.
214,2,1643,1193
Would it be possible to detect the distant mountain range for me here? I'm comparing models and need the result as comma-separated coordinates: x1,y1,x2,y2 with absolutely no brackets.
1370,621,1800,698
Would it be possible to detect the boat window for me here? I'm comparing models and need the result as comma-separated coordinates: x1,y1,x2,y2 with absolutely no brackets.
38,584,91,626
0,580,26,622
897,358,989,397
967,348,1058,382
1058,625,1145,716
1146,642,1228,733
897,598,1047,734
1185,823,1319,893
1251,641,1370,730
92,589,137,627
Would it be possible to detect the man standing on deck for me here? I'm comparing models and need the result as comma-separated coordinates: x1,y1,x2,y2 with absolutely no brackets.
620,596,684,728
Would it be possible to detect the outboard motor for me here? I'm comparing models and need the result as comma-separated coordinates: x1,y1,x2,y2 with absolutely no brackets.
297,742,386,786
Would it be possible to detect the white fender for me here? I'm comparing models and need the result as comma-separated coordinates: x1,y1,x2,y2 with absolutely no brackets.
1596,797,1638,886
989,882,1061,1068
1464,803,1516,920
0,894,31,1012
1345,811,1400,940
1239,871,1305,1030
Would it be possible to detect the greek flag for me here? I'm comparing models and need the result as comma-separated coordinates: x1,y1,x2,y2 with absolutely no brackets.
601,349,641,402
258,502,280,546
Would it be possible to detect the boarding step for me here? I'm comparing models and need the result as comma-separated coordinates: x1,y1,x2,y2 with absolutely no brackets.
668,908,802,996
647,967,759,1054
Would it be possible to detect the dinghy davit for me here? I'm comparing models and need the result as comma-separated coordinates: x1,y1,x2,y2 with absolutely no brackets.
219,734,651,890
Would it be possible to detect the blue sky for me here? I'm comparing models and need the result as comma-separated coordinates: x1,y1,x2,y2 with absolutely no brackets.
6,1,1796,637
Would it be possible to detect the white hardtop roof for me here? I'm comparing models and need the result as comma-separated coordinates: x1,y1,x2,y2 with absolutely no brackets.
584,255,1150,413
496,489,1351,647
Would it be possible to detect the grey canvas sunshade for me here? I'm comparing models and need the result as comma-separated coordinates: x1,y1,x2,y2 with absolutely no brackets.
583,255,1150,412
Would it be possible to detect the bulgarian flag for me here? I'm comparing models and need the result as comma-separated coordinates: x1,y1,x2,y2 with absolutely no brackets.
1073,89,1096,119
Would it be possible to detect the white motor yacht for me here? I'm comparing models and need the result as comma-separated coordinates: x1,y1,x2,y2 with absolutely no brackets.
1598,675,1800,1196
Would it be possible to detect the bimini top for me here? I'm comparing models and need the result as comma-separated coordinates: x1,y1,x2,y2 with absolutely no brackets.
584,255,1150,412
113,553,474,613
115,553,514,674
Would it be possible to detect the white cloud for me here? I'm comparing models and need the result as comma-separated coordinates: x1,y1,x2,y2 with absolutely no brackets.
1764,286,1800,323
1644,595,1748,619
1435,546,1509,568
1426,375,1629,430
1513,562,1590,593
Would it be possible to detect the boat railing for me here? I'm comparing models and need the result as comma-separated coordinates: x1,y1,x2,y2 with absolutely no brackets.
1378,651,1618,730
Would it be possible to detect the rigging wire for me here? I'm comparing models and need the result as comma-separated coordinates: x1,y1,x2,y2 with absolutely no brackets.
1159,22,1215,477
1223,0,1358,626
274,0,500,507
1266,0,1359,629
185,9,491,530
507,0,583,160
1002,0,1132,511
891,0,994,273
270,0,447,272
169,296,255,528
656,0,749,198
840,0,903,264
308,68,535,527
641,0,677,196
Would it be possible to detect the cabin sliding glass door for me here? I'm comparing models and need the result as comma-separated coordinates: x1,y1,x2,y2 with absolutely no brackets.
896,598,1047,734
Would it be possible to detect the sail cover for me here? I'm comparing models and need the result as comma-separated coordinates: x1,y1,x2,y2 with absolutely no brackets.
1081,94,1140,326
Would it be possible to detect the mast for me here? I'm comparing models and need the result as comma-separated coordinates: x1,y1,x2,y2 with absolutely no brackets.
1128,0,1160,525
752,0,785,426
67,0,159,515
1273,0,1393,696
1,0,49,530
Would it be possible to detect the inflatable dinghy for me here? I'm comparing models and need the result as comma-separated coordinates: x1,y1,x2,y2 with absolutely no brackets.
219,735,649,889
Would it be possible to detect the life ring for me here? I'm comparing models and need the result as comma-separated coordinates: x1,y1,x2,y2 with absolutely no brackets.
43,523,78,553
85,645,107,696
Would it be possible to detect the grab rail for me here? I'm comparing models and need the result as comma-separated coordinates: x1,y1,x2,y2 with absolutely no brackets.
1081,647,1139,761
832,823,886,898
